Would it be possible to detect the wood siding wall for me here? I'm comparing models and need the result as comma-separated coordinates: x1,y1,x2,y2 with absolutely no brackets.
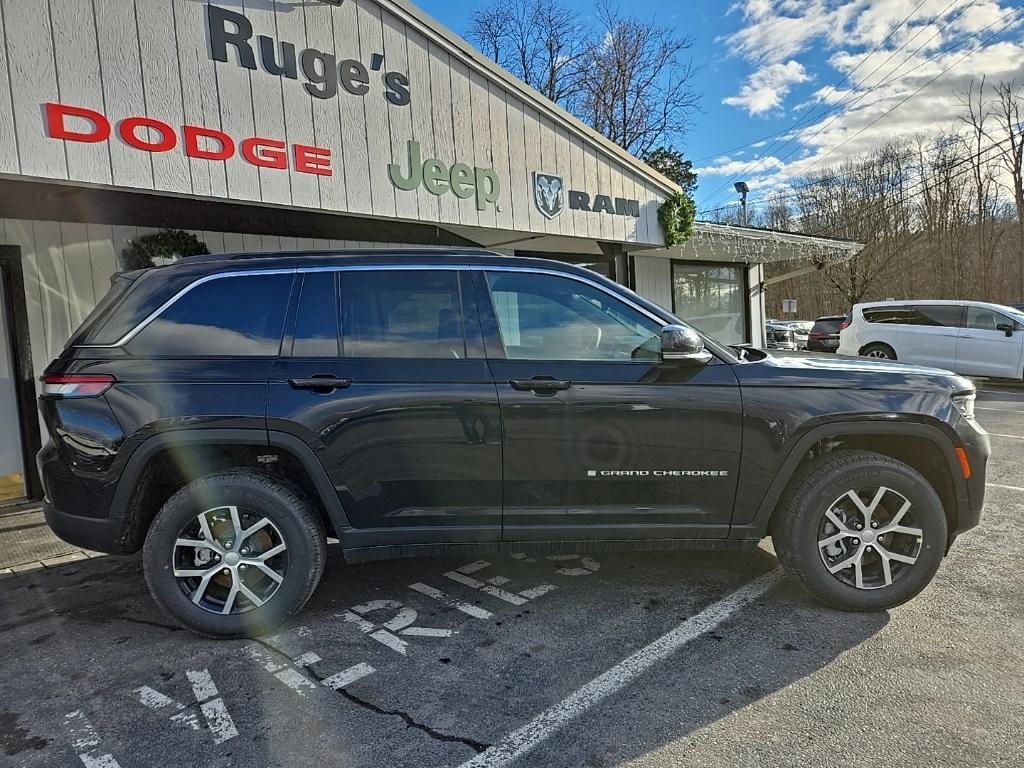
0,0,668,245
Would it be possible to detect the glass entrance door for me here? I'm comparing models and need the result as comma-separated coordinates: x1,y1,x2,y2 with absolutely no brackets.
0,268,25,501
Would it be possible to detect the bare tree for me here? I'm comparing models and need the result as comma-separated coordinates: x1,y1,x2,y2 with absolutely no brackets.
577,4,699,157
467,0,591,107
992,81,1024,299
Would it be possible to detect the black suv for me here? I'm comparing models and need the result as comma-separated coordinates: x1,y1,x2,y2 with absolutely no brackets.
39,251,989,636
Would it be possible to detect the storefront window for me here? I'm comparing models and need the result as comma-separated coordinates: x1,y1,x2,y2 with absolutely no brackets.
672,263,747,345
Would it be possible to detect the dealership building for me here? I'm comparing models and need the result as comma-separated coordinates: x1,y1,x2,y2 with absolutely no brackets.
0,0,860,503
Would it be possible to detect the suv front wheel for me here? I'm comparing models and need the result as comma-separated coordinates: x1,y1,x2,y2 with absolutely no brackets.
143,471,326,637
771,450,947,611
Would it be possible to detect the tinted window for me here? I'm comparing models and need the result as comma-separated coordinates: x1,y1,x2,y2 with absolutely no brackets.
292,272,339,357
811,318,843,335
863,307,913,324
965,307,1011,331
909,305,962,327
128,273,292,356
341,271,465,358
485,271,661,361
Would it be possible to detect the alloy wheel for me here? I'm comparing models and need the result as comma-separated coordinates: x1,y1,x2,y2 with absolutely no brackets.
817,487,923,590
171,505,288,614
865,349,891,359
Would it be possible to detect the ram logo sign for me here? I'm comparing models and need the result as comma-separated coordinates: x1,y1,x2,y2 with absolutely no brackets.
532,170,641,219
533,172,565,220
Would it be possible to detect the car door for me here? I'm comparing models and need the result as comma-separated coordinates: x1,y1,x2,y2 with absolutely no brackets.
900,304,963,369
474,268,743,542
956,306,1024,378
267,268,502,547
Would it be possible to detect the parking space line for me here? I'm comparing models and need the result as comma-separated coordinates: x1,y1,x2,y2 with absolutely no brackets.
977,406,1024,413
989,483,1024,492
456,569,784,768
988,433,1024,440
322,662,376,691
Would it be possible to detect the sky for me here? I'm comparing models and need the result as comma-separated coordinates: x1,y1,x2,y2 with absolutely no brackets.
413,0,1024,217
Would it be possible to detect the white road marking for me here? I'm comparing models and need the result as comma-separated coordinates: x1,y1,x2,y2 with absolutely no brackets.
409,582,494,619
243,645,318,696
456,569,784,768
518,584,557,600
199,698,238,744
64,710,122,768
342,600,456,655
989,482,1024,492
988,432,1024,440
79,756,122,768
185,669,237,743
548,555,601,576
976,405,1024,413
186,669,218,703
321,662,376,691
445,569,529,605
133,685,200,730
293,651,322,667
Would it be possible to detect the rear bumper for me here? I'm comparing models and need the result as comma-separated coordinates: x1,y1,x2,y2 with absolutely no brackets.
43,500,130,554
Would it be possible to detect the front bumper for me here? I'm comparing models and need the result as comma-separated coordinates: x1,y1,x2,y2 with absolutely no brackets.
950,415,990,541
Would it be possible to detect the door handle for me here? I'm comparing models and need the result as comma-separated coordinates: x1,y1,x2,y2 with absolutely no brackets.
288,376,352,391
509,377,572,393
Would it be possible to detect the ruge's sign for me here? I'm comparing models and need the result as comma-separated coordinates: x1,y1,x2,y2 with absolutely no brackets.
208,5,411,106
532,171,640,219
389,141,500,211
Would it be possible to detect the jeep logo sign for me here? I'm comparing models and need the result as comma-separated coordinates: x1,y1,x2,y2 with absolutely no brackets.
388,141,500,211
532,171,640,218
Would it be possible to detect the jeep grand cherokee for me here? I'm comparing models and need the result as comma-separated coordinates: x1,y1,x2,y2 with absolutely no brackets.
38,251,989,636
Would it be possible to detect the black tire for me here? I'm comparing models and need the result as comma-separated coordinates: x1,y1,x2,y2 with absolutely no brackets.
143,470,326,637
861,342,896,360
771,450,947,611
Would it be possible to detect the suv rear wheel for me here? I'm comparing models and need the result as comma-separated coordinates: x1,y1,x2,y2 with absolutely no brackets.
771,450,946,611
861,342,896,360
143,471,326,637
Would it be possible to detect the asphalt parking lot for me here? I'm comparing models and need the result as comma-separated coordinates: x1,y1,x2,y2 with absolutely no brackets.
2,383,1023,768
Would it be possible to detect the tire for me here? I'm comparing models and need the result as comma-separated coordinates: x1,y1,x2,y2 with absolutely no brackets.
771,450,947,611
143,470,326,637
861,342,896,360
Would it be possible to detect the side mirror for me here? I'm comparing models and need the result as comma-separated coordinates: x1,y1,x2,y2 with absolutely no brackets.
996,322,1014,337
661,324,712,365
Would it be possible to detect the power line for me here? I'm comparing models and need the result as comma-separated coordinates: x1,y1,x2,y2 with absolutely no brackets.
690,0,933,164
700,0,973,208
699,0,1012,212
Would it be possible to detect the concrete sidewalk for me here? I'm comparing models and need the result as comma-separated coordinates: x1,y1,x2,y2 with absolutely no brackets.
0,507,103,573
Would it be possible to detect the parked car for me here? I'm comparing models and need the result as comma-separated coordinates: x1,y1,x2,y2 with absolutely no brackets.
765,323,798,351
807,315,847,353
838,299,1024,380
784,320,814,349
40,251,988,636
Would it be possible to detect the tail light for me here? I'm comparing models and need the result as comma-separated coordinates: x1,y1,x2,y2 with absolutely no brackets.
41,373,115,397
839,316,851,331
808,332,824,340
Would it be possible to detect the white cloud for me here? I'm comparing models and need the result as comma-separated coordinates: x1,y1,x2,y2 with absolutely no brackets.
723,60,812,116
703,0,1024,210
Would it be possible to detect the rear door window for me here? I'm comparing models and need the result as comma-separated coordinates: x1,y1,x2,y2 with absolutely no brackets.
340,270,466,358
909,305,963,327
863,307,913,324
965,307,1011,331
291,272,339,357
127,273,293,356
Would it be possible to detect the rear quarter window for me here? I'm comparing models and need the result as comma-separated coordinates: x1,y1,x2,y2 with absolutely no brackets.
126,273,294,356
863,307,913,324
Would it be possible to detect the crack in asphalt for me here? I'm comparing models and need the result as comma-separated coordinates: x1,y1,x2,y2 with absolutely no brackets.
250,638,489,754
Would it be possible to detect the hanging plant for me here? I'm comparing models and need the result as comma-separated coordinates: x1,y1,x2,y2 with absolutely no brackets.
120,229,210,271
658,191,696,247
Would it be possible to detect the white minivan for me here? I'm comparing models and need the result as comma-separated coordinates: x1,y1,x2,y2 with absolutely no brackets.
838,300,1024,379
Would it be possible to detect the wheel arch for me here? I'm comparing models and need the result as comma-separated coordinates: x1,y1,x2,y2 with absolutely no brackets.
109,428,349,552
737,420,968,545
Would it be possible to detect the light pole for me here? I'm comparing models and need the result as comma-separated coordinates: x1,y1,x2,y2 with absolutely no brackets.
734,181,749,227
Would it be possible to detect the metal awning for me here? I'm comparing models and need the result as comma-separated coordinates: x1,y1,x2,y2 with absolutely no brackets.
632,221,863,265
